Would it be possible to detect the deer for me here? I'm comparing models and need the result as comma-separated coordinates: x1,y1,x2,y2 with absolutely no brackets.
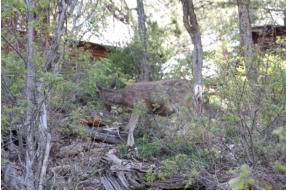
95,77,202,148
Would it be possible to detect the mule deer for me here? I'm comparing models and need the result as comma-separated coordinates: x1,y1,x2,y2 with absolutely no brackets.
95,77,202,147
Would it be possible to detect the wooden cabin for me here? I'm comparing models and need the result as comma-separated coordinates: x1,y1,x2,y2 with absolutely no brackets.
251,25,286,51
2,29,112,61
70,41,111,60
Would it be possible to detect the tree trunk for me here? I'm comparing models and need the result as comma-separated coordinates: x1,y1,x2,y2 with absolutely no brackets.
44,0,66,72
237,0,258,165
37,1,67,188
237,0,258,83
136,0,150,81
24,0,36,189
284,9,286,26
2,0,96,189
181,0,203,114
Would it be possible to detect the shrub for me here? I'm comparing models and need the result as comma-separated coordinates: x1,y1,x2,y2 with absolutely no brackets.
117,144,128,157
229,164,254,190
158,135,212,168
136,134,159,159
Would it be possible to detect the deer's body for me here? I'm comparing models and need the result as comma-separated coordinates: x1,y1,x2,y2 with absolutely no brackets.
96,78,199,147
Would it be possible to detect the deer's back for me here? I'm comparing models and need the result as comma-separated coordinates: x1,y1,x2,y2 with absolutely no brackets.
120,79,194,115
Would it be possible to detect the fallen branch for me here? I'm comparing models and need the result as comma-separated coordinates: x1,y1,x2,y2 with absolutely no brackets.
99,149,148,189
70,126,126,144
1,156,25,190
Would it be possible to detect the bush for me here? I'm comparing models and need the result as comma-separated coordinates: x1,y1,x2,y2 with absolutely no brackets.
158,135,212,168
136,134,159,159
145,154,200,188
229,164,255,190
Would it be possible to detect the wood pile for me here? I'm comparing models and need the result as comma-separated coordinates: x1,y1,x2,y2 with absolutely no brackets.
69,126,228,189
98,148,230,190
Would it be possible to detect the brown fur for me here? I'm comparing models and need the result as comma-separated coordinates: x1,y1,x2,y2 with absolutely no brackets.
97,79,195,115
95,78,196,147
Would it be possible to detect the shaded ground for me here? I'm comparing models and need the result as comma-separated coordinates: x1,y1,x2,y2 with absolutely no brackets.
41,110,285,190
2,107,285,189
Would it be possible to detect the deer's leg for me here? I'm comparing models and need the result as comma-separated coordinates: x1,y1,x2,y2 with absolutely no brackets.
194,83,203,116
126,112,139,148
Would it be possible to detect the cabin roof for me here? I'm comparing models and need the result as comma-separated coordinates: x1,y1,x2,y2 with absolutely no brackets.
74,41,114,60
252,25,286,37
251,25,286,51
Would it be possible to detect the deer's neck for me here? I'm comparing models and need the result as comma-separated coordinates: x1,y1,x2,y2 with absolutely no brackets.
104,90,123,106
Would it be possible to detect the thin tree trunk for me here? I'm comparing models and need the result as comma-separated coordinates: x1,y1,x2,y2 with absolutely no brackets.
237,0,258,165
38,128,51,189
44,0,66,72
284,9,286,26
237,0,258,83
37,1,67,189
181,0,203,114
136,0,150,81
24,0,35,189
3,0,94,189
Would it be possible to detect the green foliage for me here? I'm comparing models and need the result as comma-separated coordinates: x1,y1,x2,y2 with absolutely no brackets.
145,154,200,187
117,144,128,157
274,161,286,176
160,158,179,177
104,40,141,81
158,135,212,168
95,22,171,83
1,50,27,130
133,101,148,116
229,164,254,190
2,1,286,189
212,43,286,165
152,103,161,112
70,112,90,141
136,134,159,159
58,126,69,134
91,167,102,176
146,168,157,185
72,126,88,140
1,0,108,141
272,127,286,152
220,113,239,138
147,22,171,80
1,118,8,131
163,54,192,79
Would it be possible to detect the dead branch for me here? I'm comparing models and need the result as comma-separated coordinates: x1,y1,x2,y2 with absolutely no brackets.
70,126,126,144
1,156,26,190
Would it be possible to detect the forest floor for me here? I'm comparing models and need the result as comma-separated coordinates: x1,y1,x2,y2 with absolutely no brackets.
2,104,285,189
43,107,286,190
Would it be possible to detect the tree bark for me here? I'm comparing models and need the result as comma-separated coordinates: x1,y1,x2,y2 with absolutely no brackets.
70,126,126,144
44,0,66,72
3,0,99,189
181,0,203,114
136,0,150,81
37,1,67,188
237,0,259,165
237,0,258,83
284,9,286,26
24,0,36,189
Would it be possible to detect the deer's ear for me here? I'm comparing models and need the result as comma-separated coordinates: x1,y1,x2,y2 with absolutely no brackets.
109,76,117,89
95,80,103,91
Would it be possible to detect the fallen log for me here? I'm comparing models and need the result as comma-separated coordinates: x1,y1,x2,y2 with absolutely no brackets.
70,126,126,144
100,149,149,190
98,148,229,190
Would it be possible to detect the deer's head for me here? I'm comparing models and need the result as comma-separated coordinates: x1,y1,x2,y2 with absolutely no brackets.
95,77,122,112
